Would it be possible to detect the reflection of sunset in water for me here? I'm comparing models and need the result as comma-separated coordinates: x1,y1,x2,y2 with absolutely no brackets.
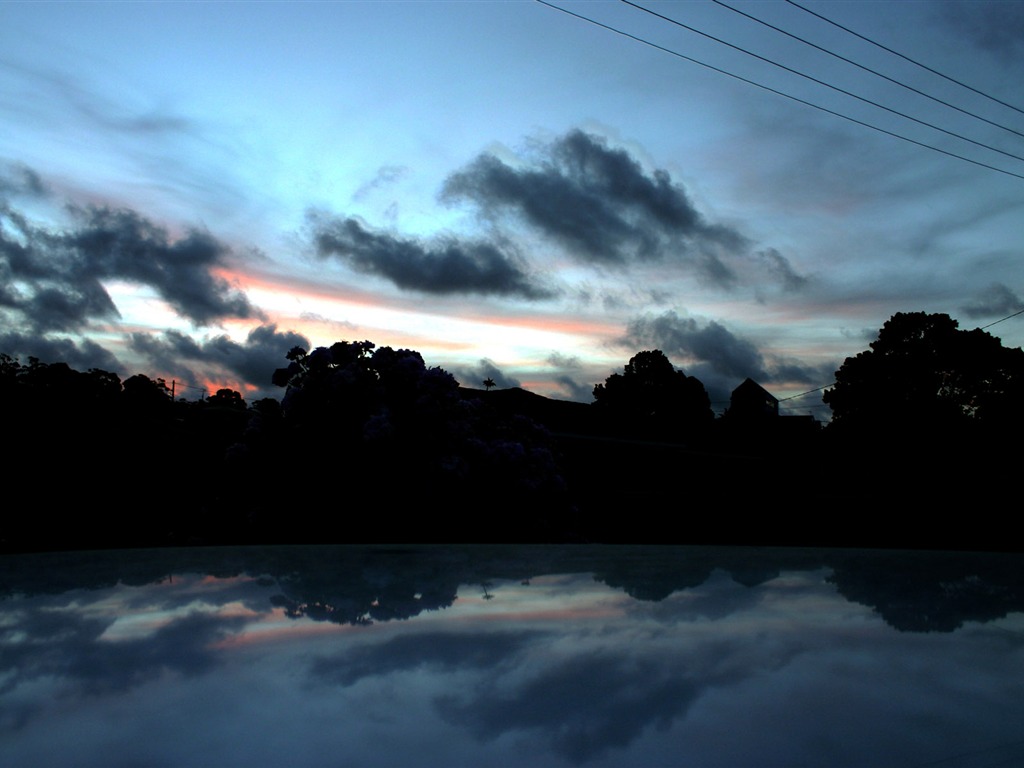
2,547,1022,768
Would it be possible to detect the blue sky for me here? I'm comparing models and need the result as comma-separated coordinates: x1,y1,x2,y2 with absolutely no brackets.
1,0,1021,412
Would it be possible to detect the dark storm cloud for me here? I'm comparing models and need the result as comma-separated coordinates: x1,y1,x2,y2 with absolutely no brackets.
311,213,554,299
70,206,260,324
130,324,310,390
623,311,836,407
440,130,747,285
960,283,1024,318
0,331,121,372
625,311,768,382
0,201,260,334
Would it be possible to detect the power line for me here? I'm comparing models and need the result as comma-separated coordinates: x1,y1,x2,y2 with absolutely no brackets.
980,307,1024,330
619,0,1024,165
779,384,831,403
711,0,1024,141
535,1,1024,181
782,307,1015,409
784,0,1024,118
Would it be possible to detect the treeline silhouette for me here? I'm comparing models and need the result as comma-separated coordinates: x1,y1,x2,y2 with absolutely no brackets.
3,311,1022,552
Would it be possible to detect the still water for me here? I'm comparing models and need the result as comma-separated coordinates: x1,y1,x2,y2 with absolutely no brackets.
1,545,1022,767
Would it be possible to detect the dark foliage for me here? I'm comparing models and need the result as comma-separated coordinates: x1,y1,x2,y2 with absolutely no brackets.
824,312,1024,438
5,314,1023,551
252,341,572,542
592,349,712,440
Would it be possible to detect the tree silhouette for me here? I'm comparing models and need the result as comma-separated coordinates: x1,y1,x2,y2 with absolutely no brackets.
262,340,570,540
207,388,246,409
483,377,496,391
593,350,712,439
824,312,1024,436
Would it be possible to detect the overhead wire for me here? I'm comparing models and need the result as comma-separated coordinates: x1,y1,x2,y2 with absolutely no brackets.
782,304,1024,407
980,307,1024,330
535,0,1024,410
618,0,1024,165
779,384,831,403
784,0,1024,118
710,0,1024,141
534,0,1024,181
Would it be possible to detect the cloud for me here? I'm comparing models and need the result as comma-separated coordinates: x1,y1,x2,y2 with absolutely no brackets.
440,129,748,286
0,331,121,372
310,213,554,299
1,200,261,336
941,2,1024,64
450,358,521,389
0,57,193,137
1,603,246,698
625,311,768,382
546,353,593,402
758,248,809,292
352,165,409,201
70,206,261,324
546,352,581,369
768,358,836,387
436,651,703,764
130,324,310,392
552,374,593,402
621,311,835,406
0,161,48,199
960,282,1024,318
311,628,703,764
311,630,540,687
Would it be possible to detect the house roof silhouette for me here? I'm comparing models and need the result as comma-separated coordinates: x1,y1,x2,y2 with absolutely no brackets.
729,378,779,418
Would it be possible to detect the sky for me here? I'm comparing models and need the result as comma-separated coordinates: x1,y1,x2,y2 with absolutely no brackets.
1,0,1022,413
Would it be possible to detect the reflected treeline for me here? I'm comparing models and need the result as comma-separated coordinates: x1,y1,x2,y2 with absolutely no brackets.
2,546,1022,633
826,549,1024,632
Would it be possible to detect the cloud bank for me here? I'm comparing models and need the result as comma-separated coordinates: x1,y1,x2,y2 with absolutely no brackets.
1,203,260,334
311,214,554,299
960,283,1024,319
130,324,311,394
441,130,749,287
624,311,835,403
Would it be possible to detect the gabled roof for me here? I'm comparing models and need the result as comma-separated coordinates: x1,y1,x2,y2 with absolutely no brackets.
731,377,778,404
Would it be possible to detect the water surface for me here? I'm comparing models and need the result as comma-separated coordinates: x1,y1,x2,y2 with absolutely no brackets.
1,546,1022,767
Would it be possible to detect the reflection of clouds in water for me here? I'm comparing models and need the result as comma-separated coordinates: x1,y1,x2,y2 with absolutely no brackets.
641,568,844,625
302,567,1024,765
2,551,1023,768
0,572,275,741
304,573,846,763
435,650,707,764
0,606,248,698
113,572,276,615
311,630,542,686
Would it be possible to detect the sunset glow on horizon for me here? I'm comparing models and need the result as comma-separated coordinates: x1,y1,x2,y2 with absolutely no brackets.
2,1,1021,413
